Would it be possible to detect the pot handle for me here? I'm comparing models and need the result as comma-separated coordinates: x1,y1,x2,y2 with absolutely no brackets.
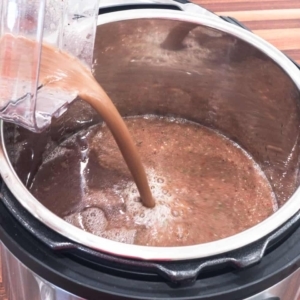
153,209,300,284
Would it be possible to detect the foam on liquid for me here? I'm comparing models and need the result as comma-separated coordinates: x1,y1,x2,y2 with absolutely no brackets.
64,168,174,244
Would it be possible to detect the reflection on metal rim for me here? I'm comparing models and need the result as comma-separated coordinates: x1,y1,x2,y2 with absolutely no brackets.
0,9,300,261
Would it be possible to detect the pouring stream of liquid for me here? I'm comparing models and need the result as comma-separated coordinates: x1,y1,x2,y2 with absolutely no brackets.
80,82,155,208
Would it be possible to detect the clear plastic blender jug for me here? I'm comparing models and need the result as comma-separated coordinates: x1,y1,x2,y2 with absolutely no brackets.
0,0,100,132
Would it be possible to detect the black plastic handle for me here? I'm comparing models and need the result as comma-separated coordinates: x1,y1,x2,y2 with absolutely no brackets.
99,1,184,15
220,16,251,31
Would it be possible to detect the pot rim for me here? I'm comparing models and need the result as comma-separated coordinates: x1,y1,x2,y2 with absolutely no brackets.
1,9,300,261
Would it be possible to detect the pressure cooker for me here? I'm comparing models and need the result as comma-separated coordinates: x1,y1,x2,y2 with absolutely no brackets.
0,0,300,299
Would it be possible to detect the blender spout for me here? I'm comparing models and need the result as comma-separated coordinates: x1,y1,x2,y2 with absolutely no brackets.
0,0,100,133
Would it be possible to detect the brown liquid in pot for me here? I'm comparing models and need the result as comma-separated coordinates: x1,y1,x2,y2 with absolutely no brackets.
31,116,276,246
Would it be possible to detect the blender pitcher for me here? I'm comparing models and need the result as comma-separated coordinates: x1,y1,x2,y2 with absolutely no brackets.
0,0,100,132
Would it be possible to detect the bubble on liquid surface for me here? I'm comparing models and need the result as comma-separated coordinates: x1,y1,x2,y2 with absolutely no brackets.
172,210,179,217
81,207,108,234
122,168,174,228
157,178,164,184
133,197,140,203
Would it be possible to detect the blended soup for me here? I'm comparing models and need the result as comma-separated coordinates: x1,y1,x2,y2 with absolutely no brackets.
30,116,277,247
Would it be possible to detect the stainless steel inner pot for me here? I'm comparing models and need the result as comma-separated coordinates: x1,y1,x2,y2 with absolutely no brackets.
1,8,300,261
